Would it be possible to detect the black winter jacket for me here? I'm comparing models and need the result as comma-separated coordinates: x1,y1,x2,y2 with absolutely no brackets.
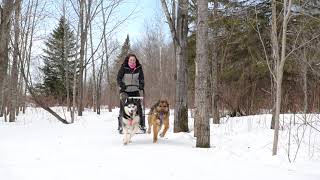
117,59,144,92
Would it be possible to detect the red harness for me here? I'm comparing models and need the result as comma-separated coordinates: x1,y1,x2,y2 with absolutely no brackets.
128,119,134,126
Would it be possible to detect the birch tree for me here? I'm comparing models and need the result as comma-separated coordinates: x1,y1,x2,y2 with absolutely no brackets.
23,0,38,114
272,0,293,156
78,0,92,116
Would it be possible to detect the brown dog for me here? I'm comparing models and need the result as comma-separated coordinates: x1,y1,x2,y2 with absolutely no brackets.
147,100,170,143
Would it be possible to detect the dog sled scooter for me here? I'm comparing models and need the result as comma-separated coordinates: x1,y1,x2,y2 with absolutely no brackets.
118,85,146,134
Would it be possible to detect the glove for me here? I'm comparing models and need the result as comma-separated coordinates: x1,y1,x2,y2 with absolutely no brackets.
120,83,126,92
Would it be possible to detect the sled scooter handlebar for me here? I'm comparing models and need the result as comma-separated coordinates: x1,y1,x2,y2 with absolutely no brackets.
123,85,145,115
124,85,145,97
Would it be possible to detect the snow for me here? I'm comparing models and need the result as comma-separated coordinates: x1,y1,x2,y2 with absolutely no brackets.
1,107,320,180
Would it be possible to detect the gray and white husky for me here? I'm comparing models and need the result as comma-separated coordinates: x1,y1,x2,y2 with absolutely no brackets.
122,98,140,145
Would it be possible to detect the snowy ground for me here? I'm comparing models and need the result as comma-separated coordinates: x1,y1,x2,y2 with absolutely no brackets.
1,107,320,180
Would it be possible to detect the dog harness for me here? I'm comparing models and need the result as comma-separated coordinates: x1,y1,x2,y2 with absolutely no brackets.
159,112,164,127
128,119,134,126
123,113,136,126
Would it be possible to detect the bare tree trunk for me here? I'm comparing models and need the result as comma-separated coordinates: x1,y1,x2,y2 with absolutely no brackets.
302,47,308,124
211,0,219,124
172,0,177,103
160,0,189,133
0,0,14,115
19,0,31,114
195,0,210,148
107,63,113,112
175,0,189,132
270,73,276,129
71,50,78,123
71,15,81,123
1,70,9,119
78,0,91,116
17,0,33,115
0,82,5,117
78,0,85,116
84,41,88,108
159,46,163,97
272,0,293,156
270,0,280,130
101,1,111,112
63,0,71,111
89,21,97,112
97,58,104,115
23,0,38,114
17,73,23,115
97,76,101,115
9,0,22,122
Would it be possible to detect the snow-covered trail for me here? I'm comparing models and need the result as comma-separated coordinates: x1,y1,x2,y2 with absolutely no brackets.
0,108,319,180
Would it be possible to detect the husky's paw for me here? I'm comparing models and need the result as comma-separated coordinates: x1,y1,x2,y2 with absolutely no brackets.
123,138,128,145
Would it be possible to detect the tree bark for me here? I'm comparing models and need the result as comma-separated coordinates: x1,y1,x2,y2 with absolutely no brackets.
71,14,81,123
272,0,293,156
101,0,111,112
9,0,21,122
302,47,308,124
195,0,210,148
78,0,91,116
211,0,220,124
23,0,38,114
89,21,97,112
160,0,189,133
270,0,280,130
63,0,71,111
302,48,308,113
78,0,85,116
175,0,189,132
0,0,14,115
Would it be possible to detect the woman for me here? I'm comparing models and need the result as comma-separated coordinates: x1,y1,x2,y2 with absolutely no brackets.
117,53,145,134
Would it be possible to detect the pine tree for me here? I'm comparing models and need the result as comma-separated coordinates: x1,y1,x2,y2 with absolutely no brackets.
110,35,131,88
40,17,78,103
116,34,131,66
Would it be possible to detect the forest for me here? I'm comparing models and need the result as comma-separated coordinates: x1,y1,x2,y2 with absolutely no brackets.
0,0,320,150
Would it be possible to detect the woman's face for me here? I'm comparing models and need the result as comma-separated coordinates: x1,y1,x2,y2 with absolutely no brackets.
128,56,136,64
